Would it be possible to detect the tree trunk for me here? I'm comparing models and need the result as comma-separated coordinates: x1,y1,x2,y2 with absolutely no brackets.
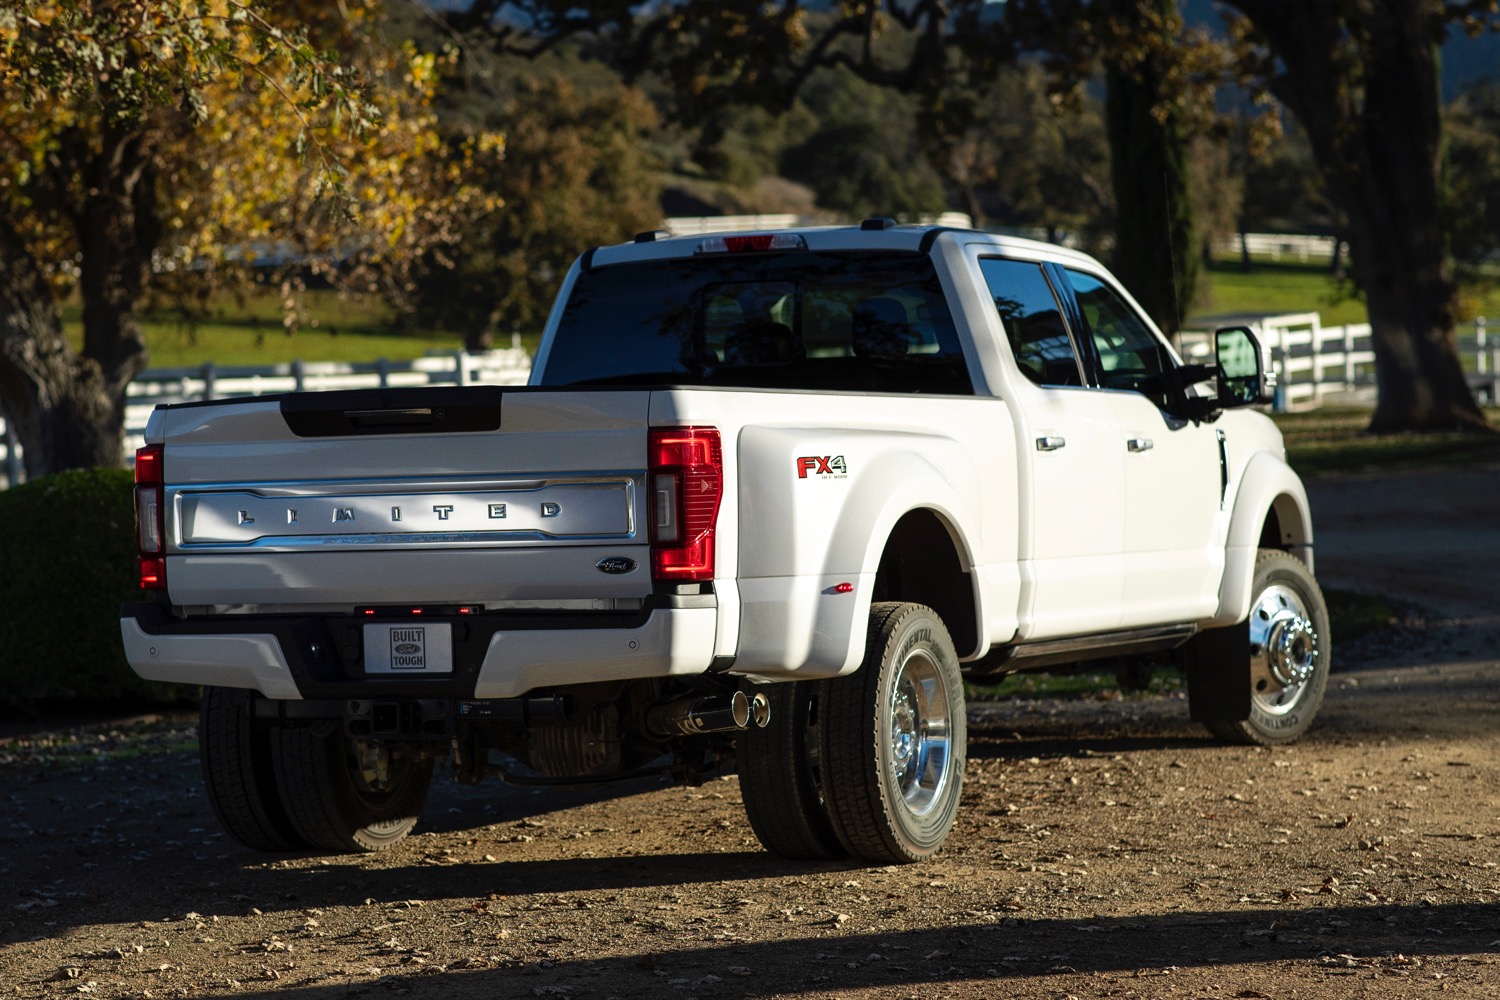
75,126,156,462
1101,0,1198,337
0,126,160,478
0,218,118,479
1224,0,1488,432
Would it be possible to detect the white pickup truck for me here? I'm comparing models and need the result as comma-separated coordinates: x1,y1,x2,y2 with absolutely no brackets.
122,220,1329,865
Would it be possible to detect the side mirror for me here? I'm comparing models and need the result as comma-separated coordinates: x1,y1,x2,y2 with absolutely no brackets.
1214,326,1276,407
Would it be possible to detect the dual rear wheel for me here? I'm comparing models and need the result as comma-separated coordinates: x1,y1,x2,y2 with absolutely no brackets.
740,602,967,865
199,687,432,853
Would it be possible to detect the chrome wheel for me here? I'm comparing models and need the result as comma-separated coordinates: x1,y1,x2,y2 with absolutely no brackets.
820,602,966,864
1248,582,1321,717
888,649,953,818
1200,549,1331,747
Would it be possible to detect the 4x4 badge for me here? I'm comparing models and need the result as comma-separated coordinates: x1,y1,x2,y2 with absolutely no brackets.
596,556,636,575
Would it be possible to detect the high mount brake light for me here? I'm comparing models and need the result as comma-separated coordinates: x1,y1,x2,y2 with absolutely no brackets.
134,444,166,591
648,426,723,583
695,233,808,254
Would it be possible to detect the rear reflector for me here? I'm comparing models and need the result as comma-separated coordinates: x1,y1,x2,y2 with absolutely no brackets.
648,426,723,582
138,556,166,590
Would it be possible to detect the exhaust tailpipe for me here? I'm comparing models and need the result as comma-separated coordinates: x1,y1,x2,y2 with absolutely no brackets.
647,690,771,737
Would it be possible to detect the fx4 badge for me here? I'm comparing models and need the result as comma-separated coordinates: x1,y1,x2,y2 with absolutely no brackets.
796,455,848,479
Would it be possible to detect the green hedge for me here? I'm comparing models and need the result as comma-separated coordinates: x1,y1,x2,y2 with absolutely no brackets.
0,467,190,711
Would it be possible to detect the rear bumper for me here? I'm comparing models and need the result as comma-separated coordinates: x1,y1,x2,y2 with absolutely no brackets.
122,617,302,699
120,601,720,701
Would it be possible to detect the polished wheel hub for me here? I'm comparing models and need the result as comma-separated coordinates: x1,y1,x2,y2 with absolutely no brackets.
1248,583,1321,716
357,740,393,792
887,649,952,816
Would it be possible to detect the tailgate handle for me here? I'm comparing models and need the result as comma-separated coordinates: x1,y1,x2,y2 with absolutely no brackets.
280,387,504,437
347,408,436,428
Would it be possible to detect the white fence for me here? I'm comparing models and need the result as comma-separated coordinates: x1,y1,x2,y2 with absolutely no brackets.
1209,233,1345,264
1,348,532,488
7,314,1500,486
1182,314,1497,411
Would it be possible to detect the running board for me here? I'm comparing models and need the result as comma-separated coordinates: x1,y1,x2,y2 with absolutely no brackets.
966,623,1198,675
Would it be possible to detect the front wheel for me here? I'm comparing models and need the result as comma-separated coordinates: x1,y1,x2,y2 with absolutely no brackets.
818,602,966,864
1206,549,1332,746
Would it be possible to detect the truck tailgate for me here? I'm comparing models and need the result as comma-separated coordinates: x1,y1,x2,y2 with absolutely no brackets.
153,388,652,607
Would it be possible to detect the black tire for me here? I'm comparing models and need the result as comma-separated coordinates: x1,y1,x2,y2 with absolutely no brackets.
738,681,846,860
199,686,308,852
271,723,433,852
1206,549,1331,746
818,602,966,864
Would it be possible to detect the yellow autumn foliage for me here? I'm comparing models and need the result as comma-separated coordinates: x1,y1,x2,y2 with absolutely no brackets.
0,0,501,308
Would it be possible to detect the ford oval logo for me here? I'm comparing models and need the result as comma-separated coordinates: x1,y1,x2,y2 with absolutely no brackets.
393,643,421,655
596,556,636,575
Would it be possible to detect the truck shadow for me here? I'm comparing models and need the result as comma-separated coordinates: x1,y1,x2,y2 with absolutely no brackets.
202,898,1500,998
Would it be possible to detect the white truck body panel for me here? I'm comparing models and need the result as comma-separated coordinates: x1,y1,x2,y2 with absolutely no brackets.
122,224,1313,704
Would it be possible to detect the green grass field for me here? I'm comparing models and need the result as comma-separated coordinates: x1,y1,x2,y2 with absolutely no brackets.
1194,258,1500,329
63,289,466,368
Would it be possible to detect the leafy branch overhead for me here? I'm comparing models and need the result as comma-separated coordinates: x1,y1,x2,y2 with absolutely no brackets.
0,1,501,477
0,0,385,203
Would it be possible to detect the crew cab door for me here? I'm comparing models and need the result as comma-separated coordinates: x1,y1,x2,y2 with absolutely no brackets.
1058,268,1224,626
975,257,1125,638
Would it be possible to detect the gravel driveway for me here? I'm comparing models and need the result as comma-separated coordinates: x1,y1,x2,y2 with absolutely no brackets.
1,462,1496,999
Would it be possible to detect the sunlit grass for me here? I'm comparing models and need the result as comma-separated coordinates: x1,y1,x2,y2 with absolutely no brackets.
1196,259,1500,329
1274,405,1500,476
63,288,467,368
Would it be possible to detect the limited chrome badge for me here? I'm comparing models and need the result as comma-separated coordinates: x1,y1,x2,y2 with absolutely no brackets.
596,556,636,575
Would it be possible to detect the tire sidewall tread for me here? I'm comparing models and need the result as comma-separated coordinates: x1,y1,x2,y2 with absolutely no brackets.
738,681,846,860
1208,549,1332,746
820,602,966,864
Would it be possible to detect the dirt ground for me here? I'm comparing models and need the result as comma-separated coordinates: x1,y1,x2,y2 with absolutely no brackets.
1,462,1497,1000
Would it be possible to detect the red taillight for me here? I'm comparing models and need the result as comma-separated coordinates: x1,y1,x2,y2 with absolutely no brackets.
135,444,166,591
648,426,723,582
695,233,808,254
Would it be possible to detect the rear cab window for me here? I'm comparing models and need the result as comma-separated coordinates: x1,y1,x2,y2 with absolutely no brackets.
538,251,973,395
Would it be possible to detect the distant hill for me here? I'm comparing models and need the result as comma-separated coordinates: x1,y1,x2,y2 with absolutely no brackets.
1183,0,1499,96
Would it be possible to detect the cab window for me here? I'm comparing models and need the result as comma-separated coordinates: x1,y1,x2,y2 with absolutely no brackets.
1064,269,1175,397
978,258,1083,387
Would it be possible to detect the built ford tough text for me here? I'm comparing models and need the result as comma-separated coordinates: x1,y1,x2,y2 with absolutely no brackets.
122,220,1329,865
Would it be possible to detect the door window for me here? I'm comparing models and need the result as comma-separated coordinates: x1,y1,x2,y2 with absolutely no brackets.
978,258,1083,387
1064,269,1175,399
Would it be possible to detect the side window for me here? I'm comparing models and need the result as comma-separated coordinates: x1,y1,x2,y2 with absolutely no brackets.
1065,269,1174,395
978,258,1082,387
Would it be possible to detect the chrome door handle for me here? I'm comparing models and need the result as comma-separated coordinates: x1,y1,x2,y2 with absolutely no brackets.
1035,436,1066,452
1127,437,1154,453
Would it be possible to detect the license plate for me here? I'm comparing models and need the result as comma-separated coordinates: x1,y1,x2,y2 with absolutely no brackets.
363,623,453,674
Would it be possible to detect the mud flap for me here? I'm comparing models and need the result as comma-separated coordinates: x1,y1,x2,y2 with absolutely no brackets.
1182,622,1251,722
